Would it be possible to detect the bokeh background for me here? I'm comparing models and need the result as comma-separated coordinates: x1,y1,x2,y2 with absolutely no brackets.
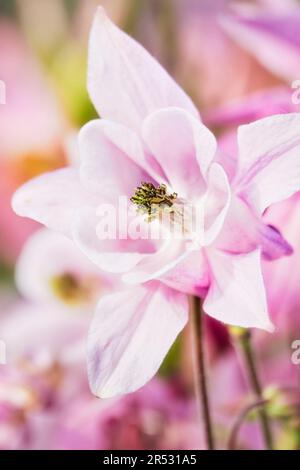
0,0,300,450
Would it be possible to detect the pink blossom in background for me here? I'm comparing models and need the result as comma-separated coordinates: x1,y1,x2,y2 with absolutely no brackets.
177,0,300,110
0,162,38,265
15,228,115,312
55,379,201,450
0,21,67,263
0,22,65,157
12,8,300,399
0,369,41,450
221,2,300,83
0,300,89,391
205,86,300,129
0,300,89,449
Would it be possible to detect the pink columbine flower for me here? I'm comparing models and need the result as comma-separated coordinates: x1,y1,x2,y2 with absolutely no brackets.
15,228,114,312
12,8,300,397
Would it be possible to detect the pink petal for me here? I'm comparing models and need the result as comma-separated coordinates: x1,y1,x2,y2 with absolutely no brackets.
161,249,210,297
88,8,199,134
204,248,274,332
215,195,259,254
215,194,292,260
205,87,299,128
72,206,161,274
203,163,231,245
221,12,300,82
142,108,216,199
259,224,293,261
79,119,152,200
235,113,300,213
122,240,193,285
87,283,188,397
12,168,94,236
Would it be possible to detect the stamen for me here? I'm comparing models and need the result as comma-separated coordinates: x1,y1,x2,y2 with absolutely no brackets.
130,182,177,221
50,273,90,305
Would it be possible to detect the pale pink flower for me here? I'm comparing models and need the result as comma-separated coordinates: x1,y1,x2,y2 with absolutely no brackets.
16,228,114,312
12,8,300,397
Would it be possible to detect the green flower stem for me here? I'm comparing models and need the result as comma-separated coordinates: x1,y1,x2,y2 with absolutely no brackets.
227,398,269,450
232,328,274,450
190,296,215,450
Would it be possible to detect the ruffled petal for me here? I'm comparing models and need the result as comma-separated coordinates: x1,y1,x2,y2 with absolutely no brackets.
122,239,192,285
204,248,274,332
160,249,210,296
203,163,231,246
142,108,216,199
79,119,152,199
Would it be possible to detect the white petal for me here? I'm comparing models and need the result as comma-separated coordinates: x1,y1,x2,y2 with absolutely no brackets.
88,283,188,398
12,168,94,236
236,113,300,213
88,7,199,133
204,249,274,332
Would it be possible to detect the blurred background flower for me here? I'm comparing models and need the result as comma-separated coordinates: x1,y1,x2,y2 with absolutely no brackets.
0,0,300,450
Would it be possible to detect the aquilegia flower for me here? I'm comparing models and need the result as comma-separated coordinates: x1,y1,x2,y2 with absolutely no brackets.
16,227,113,312
12,8,300,397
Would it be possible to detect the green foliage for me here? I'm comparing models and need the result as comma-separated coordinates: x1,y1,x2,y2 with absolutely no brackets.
47,45,98,127
159,336,182,378
0,0,17,18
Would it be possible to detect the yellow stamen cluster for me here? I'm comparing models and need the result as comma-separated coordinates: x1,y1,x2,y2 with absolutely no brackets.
130,182,177,221
50,273,90,305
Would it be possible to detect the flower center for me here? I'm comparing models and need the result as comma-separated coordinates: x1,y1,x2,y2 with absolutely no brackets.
130,182,177,222
50,272,91,305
